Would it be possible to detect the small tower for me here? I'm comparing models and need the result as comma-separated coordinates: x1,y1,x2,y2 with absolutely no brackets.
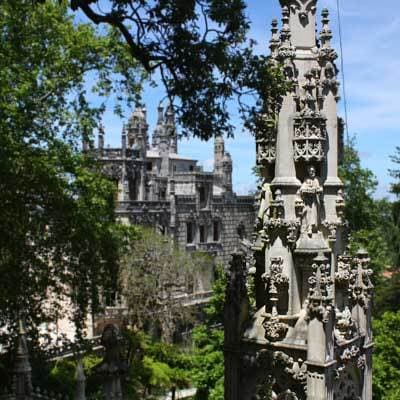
126,106,148,200
224,2,373,399
126,106,148,157
152,105,164,149
214,135,225,176
165,104,178,154
222,152,233,193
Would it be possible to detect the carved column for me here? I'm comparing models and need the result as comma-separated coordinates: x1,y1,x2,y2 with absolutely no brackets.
224,252,249,400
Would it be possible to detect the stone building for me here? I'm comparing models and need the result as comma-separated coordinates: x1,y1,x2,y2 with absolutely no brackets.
94,104,255,268
224,1,373,399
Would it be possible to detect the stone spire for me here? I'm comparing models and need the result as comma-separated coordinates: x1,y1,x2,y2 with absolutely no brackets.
13,319,32,400
224,2,373,399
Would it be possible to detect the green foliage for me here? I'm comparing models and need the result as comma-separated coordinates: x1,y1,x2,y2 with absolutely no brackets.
204,265,226,324
190,264,227,400
120,228,213,343
67,0,287,140
373,311,400,400
0,0,142,344
339,138,396,311
45,353,102,398
339,137,379,232
122,329,193,399
192,326,224,400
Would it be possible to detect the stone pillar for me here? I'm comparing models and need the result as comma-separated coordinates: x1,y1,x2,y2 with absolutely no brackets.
169,179,176,236
224,252,249,400
74,361,86,400
273,94,299,187
95,325,126,400
13,320,32,400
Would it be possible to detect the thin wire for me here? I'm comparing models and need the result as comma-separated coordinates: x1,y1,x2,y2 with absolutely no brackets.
336,0,350,144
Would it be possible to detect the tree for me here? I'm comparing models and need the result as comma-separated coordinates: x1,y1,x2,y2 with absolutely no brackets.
373,311,400,400
339,137,380,232
62,0,287,140
190,264,226,400
339,138,393,291
0,0,142,344
388,146,400,266
120,228,213,343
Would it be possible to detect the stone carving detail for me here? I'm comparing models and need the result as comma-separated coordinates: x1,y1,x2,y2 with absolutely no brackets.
322,219,348,243
263,318,289,342
260,189,301,245
336,189,346,220
307,253,333,322
335,254,352,284
273,351,307,385
278,7,297,83
256,119,277,165
262,257,289,342
102,163,123,180
299,165,322,236
340,345,359,363
335,307,355,341
318,9,340,99
289,0,317,25
293,69,327,163
349,249,373,309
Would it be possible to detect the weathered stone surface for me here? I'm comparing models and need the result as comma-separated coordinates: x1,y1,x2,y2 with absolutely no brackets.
224,2,373,399
95,105,255,270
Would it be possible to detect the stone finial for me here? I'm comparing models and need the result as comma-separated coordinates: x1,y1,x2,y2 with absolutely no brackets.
320,8,333,48
269,19,280,58
280,6,291,45
13,319,32,400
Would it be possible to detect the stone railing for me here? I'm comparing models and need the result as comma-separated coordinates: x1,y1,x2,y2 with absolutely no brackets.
45,336,102,361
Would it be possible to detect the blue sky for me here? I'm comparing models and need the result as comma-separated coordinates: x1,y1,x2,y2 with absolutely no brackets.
97,0,399,198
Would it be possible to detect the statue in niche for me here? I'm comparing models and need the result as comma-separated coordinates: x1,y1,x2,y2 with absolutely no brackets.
300,165,322,236
257,179,272,226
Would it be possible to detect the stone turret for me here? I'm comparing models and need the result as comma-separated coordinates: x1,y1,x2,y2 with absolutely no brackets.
214,135,232,193
165,104,178,154
152,104,178,155
126,106,148,156
152,105,164,149
127,106,148,200
224,2,373,399
222,152,233,193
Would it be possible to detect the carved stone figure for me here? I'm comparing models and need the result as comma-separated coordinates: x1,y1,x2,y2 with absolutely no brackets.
300,165,322,236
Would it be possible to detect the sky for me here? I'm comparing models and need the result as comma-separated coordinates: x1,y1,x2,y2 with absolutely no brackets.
97,0,400,198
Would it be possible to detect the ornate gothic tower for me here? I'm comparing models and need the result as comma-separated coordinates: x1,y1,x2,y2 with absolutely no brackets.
224,1,373,399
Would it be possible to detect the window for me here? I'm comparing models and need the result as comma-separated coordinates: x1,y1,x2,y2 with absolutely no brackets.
146,162,152,171
189,165,194,172
213,221,220,242
199,186,207,208
187,222,194,244
199,225,206,243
